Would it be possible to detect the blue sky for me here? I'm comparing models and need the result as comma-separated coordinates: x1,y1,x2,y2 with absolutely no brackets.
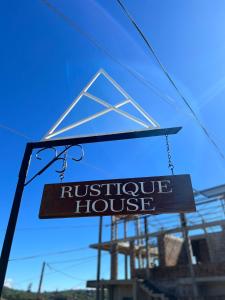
1,0,225,292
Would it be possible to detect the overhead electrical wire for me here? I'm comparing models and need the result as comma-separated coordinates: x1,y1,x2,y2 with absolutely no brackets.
54,253,108,272
41,0,225,163
46,263,86,281
116,0,225,161
48,254,97,265
13,223,98,231
9,246,88,262
5,4,225,281
41,0,191,117
14,254,102,286
0,123,30,140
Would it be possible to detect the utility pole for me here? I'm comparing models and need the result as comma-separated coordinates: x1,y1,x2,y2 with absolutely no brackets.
37,261,46,300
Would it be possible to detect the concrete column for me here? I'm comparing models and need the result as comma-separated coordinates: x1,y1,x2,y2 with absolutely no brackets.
124,218,128,280
100,284,104,300
96,216,103,300
136,217,142,269
157,233,165,267
130,241,135,279
180,213,199,299
111,216,118,280
132,280,137,300
144,217,150,279
108,286,113,300
111,244,118,280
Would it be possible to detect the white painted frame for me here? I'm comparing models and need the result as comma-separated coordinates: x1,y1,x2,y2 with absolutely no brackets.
43,69,160,140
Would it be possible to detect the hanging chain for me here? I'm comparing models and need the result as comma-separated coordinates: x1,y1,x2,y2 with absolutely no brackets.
165,134,174,175
57,145,84,182
60,150,68,182
55,149,68,182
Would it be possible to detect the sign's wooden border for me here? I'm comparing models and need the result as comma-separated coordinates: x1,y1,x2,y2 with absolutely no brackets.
39,174,195,218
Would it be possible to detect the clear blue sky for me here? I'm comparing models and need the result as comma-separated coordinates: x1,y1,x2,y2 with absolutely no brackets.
1,0,225,292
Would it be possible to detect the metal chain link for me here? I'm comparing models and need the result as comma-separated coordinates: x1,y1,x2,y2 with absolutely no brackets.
165,134,174,175
58,145,84,182
59,150,68,182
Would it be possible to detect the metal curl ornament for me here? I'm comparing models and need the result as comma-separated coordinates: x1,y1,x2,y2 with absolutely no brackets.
35,147,58,160
25,144,84,185
71,144,84,162
57,145,85,181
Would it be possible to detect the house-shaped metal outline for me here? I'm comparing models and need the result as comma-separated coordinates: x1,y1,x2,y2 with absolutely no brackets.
43,69,160,140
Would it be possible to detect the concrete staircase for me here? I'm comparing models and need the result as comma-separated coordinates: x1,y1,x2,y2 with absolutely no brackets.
138,279,177,300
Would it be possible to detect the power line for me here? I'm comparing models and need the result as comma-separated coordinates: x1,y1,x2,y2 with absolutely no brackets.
9,246,88,262
49,254,97,265
41,0,225,162
116,0,225,162
13,224,98,231
46,263,86,281
0,123,30,140
56,253,108,273
14,254,101,286
41,0,190,117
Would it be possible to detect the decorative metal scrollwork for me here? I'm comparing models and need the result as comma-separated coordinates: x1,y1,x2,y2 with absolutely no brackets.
35,147,58,160
71,144,84,162
25,144,85,186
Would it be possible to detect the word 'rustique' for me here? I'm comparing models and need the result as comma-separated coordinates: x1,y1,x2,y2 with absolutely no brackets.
60,180,172,199
60,180,172,214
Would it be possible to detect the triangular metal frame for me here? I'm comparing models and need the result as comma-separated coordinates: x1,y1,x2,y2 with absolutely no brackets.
43,69,160,140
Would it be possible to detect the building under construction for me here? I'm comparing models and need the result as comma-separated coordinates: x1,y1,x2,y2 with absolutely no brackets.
87,183,225,300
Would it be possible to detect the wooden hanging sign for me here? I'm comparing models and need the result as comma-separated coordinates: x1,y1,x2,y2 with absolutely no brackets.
39,174,196,219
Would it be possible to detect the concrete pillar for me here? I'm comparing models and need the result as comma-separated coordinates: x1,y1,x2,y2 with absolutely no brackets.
130,241,135,279
136,217,142,269
180,213,199,299
108,286,113,300
111,244,118,280
124,219,128,280
110,216,118,280
132,280,137,300
144,217,150,279
157,233,165,267
100,284,104,300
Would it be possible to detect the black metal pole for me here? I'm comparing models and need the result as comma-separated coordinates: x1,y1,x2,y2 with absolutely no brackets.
0,143,32,296
0,127,182,298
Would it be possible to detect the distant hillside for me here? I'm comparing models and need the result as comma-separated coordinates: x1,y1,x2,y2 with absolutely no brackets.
2,287,96,300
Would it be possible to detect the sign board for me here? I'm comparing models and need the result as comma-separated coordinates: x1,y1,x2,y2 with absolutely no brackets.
39,174,195,219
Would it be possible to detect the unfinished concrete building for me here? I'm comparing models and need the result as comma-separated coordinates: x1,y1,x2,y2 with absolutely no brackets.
87,183,225,299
